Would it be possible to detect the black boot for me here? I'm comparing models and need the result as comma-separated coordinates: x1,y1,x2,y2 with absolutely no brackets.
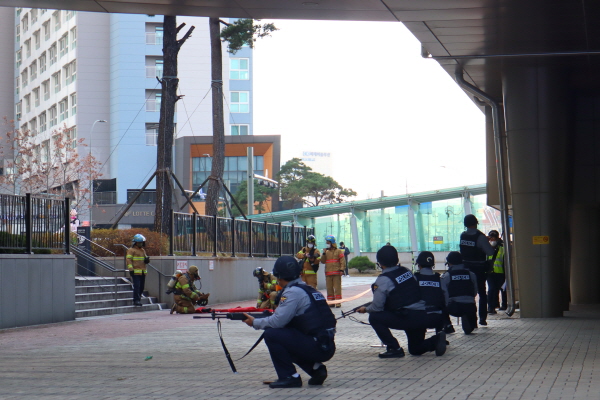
308,365,328,385
269,376,302,388
378,347,405,358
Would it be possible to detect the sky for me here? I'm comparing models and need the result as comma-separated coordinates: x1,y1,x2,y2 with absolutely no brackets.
252,20,486,200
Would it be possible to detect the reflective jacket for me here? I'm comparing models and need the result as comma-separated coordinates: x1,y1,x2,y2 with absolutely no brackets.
174,273,199,302
488,244,505,273
126,246,147,275
297,246,321,275
414,271,445,309
320,246,346,276
377,266,421,312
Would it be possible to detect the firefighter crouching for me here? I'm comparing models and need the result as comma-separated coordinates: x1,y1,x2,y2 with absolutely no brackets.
170,266,210,314
254,267,280,310
296,234,320,289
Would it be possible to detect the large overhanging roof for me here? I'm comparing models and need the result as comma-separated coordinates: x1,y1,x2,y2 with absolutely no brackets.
249,183,486,223
6,1,600,99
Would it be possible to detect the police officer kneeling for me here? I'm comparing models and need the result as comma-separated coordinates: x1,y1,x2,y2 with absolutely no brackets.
357,246,446,358
243,256,337,388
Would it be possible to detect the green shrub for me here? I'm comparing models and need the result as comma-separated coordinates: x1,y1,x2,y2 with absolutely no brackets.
348,256,376,273
0,231,52,254
91,228,168,257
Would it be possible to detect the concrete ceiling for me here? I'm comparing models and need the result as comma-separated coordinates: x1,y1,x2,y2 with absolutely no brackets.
6,0,600,99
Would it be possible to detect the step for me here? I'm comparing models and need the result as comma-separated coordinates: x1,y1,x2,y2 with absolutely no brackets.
75,277,129,286
75,303,167,318
76,284,132,294
75,296,157,311
75,291,133,302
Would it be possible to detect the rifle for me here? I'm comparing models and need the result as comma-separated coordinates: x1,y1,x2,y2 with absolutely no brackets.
337,302,372,321
194,310,272,373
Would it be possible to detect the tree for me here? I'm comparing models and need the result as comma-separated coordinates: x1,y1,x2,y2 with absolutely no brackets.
277,158,357,208
230,179,277,216
205,18,277,216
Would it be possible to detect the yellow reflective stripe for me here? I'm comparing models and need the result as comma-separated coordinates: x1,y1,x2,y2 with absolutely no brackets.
133,269,145,273
126,255,133,259
182,284,190,289
303,270,316,274
131,257,145,260
190,292,198,299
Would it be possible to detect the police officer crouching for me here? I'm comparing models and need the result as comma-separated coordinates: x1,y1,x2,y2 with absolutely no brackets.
440,252,478,334
414,251,446,333
243,256,337,388
357,246,446,358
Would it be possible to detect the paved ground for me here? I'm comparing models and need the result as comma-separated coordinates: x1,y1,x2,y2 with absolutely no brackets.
2,277,600,399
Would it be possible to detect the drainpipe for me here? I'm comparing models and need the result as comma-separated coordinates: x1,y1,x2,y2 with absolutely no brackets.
455,67,516,317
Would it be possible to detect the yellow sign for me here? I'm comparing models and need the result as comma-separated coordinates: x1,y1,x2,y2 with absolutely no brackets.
533,236,550,245
433,236,443,244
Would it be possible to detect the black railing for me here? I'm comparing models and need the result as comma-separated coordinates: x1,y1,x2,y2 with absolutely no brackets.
172,211,314,257
0,193,70,253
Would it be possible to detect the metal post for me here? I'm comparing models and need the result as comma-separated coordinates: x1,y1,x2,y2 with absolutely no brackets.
25,193,32,254
278,222,283,257
291,223,295,255
249,219,254,257
169,209,174,256
231,216,236,257
213,215,218,257
264,221,268,258
114,272,118,307
64,197,71,255
192,212,197,257
247,147,254,216
303,225,307,243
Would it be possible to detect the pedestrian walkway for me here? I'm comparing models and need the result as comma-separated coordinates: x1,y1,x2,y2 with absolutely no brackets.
1,285,600,399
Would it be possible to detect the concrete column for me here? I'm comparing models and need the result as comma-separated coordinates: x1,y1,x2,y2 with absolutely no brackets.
350,209,361,256
407,200,419,254
570,205,600,304
503,62,570,317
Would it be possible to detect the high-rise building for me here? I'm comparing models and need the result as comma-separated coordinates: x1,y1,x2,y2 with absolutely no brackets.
7,7,256,225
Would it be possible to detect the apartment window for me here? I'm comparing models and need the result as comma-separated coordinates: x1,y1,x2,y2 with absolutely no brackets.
146,91,161,112
16,77,20,95
29,61,37,81
41,9,46,15
41,140,49,164
16,25,20,44
33,87,40,107
52,71,61,93
25,95,31,113
231,124,249,136
65,60,76,85
68,126,77,149
70,27,76,50
16,8,21,18
16,102,22,120
192,155,264,193
49,105,57,127
16,49,21,67
39,112,47,132
145,124,158,146
70,93,76,116
21,70,28,87
59,98,68,122
22,15,28,32
49,42,57,65
39,52,46,73
65,10,75,21
42,80,50,100
230,58,249,80
34,30,40,49
230,91,249,113
30,118,37,136
25,39,31,58
59,34,68,58
22,122,28,133
53,11,61,31
31,9,38,23
43,20,50,40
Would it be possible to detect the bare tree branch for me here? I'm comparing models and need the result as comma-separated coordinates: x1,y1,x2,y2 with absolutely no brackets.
176,22,186,33
177,26,195,48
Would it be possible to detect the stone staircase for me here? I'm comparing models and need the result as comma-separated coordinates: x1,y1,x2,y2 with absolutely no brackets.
76,277,167,318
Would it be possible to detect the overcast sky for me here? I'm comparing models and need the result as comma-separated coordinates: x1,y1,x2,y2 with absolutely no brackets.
252,20,486,200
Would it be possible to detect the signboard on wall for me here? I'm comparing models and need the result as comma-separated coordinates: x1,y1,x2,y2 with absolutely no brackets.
176,260,188,271
433,236,444,244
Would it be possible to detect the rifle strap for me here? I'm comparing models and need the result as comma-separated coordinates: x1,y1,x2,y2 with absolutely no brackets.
217,319,238,373
235,331,265,361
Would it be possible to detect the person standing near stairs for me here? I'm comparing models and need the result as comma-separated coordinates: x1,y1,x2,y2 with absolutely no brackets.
127,234,149,306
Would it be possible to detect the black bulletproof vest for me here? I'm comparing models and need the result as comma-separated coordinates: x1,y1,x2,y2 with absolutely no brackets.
414,272,445,309
447,269,476,298
380,266,422,312
459,230,487,263
286,283,337,336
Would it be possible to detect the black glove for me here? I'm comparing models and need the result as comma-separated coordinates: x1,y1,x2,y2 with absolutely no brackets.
129,271,134,278
144,257,150,264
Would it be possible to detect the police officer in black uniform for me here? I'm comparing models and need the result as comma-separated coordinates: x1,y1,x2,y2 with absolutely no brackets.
414,251,446,333
357,246,446,358
243,256,336,389
441,251,478,334
459,214,495,326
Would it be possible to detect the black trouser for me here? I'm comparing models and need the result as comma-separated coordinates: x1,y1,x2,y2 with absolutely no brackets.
466,263,488,322
368,310,442,355
487,272,506,309
263,327,335,380
132,274,146,302
447,302,477,333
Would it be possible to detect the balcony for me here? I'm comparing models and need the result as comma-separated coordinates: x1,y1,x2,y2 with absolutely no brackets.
146,66,163,79
145,99,161,112
145,32,163,45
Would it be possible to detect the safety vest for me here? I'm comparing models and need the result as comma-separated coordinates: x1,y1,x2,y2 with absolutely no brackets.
488,245,505,273
414,271,445,309
286,283,337,337
447,269,476,298
459,230,487,267
376,266,421,312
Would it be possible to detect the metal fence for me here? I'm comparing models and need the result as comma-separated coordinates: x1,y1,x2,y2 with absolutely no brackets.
0,193,70,252
171,211,315,257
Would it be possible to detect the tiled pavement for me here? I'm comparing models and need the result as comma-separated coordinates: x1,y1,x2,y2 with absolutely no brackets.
2,279,600,399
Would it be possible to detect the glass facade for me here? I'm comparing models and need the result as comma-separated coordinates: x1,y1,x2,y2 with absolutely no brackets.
192,156,264,194
311,194,500,253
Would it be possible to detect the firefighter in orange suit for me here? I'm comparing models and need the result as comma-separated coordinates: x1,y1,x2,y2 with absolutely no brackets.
296,234,320,289
254,268,280,309
320,235,346,308
171,266,209,314
126,234,149,306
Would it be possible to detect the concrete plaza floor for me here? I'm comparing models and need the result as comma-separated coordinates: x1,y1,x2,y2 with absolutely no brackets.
2,278,600,399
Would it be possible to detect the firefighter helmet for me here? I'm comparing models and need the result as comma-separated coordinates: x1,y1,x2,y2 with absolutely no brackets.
253,267,265,278
307,235,316,243
325,235,336,244
188,265,200,279
132,234,146,243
